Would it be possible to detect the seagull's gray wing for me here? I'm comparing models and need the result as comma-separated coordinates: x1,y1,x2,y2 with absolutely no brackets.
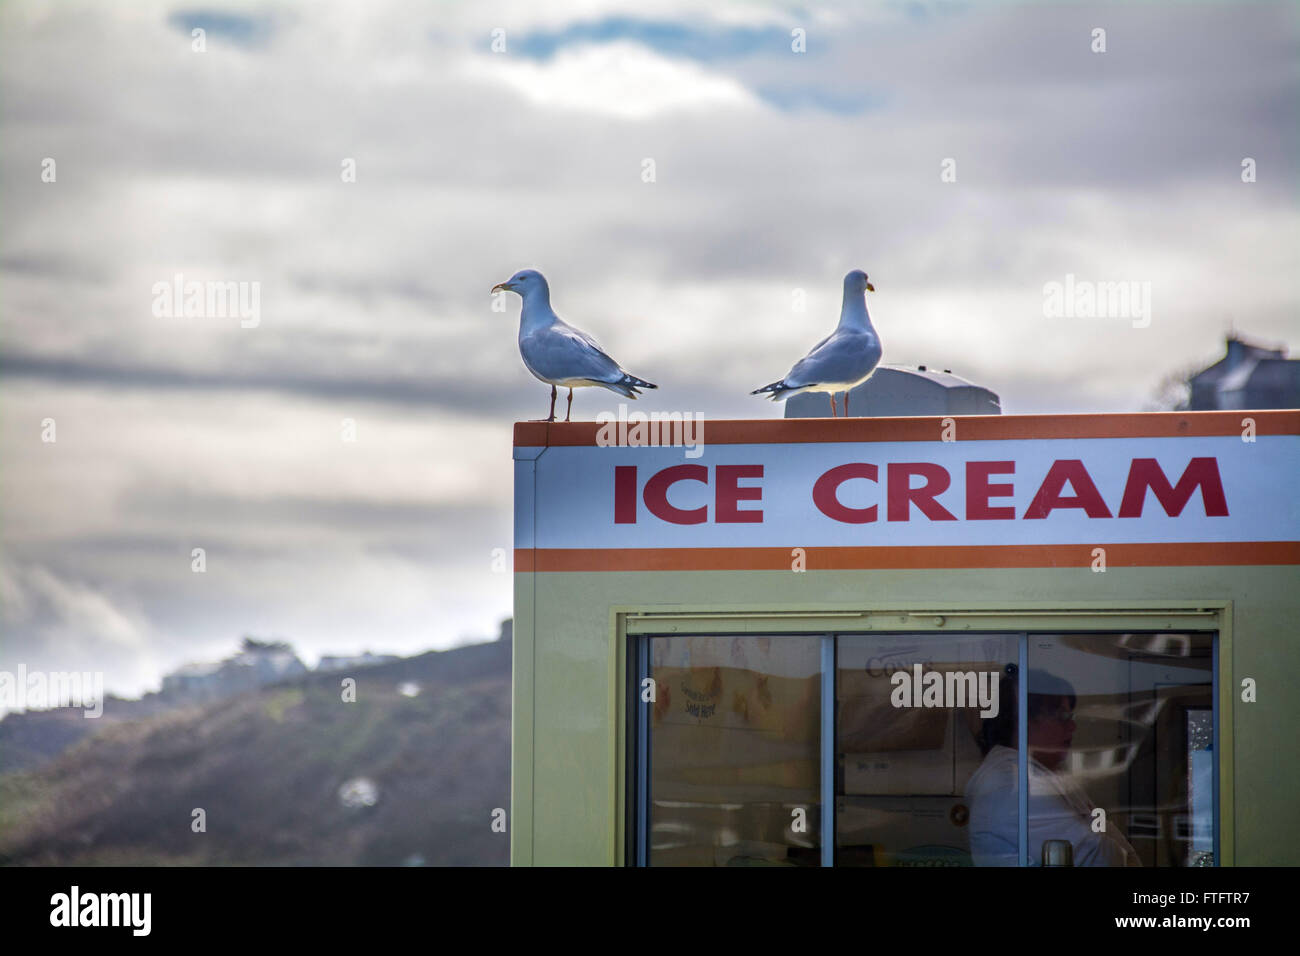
523,321,628,385
781,328,881,388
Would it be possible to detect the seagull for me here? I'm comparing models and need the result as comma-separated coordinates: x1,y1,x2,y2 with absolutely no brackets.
492,269,658,422
751,270,883,417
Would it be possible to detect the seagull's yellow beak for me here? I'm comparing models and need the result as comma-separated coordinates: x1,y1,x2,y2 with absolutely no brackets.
866,282,875,292
491,282,508,294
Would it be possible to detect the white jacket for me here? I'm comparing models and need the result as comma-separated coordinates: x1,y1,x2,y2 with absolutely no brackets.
964,745,1141,866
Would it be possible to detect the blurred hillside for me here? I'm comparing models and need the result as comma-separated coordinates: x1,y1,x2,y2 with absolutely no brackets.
0,636,510,865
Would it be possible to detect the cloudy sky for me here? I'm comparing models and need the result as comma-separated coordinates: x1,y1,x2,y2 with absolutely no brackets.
1,0,1296,704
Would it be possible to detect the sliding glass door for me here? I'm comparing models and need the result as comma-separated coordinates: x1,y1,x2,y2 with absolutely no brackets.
836,634,1018,866
643,634,822,866
634,631,1215,867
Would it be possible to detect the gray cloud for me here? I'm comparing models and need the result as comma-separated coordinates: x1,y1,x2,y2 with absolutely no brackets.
0,349,534,415
1,0,1295,699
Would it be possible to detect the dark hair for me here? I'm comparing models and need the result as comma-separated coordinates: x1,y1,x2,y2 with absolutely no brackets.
976,665,1078,755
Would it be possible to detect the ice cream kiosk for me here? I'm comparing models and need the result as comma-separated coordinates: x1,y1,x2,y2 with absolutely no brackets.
510,410,1299,866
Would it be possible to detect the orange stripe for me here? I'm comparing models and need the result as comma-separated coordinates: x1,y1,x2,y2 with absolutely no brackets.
514,410,1300,447
515,542,1300,571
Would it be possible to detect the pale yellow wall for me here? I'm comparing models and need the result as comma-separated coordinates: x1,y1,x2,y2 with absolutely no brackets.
512,565,1300,866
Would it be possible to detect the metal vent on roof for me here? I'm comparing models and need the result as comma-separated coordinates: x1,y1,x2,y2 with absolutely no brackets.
785,364,1001,418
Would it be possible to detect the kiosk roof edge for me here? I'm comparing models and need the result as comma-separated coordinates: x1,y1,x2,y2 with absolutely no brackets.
513,409,1300,446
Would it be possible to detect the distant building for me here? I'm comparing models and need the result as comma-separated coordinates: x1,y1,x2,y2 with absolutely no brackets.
1183,335,1300,410
785,365,1001,418
161,661,223,700
315,651,401,673
162,638,307,702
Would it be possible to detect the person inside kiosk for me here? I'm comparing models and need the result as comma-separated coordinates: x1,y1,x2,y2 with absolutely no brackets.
966,666,1142,866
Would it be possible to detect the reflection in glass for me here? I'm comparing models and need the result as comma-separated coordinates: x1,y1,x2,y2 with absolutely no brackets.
1187,709,1214,866
836,634,1018,866
1023,633,1214,867
648,635,821,866
966,665,1141,866
644,630,1215,867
